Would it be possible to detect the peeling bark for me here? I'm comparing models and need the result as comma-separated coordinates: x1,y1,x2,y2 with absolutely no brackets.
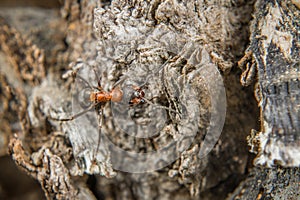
231,0,300,199
2,0,297,200
227,167,300,200
239,0,300,167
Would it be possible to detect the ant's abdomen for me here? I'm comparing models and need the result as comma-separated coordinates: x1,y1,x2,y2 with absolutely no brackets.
110,88,123,102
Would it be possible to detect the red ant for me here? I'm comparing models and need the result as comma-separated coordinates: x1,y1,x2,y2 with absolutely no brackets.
52,64,148,165
52,59,180,171
58,67,146,120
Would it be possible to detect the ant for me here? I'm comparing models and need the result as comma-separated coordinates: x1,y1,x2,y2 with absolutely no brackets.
52,59,180,171
52,63,151,164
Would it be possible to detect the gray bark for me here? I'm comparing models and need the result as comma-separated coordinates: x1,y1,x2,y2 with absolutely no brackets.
229,0,300,199
239,0,300,168
0,0,298,200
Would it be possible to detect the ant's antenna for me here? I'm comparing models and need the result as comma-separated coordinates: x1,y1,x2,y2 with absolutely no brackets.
141,97,181,117
139,57,173,88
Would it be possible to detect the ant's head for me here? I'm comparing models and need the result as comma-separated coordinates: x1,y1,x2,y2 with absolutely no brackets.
134,87,145,99
129,86,145,106
132,86,145,97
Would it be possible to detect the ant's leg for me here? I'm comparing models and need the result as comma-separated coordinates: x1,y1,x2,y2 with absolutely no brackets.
142,97,181,117
50,103,95,121
92,66,102,89
70,61,99,90
159,63,177,113
76,75,99,90
139,57,172,88
112,74,129,88
93,106,103,160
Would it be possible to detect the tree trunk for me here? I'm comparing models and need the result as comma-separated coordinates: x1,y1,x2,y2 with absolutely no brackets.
0,0,298,200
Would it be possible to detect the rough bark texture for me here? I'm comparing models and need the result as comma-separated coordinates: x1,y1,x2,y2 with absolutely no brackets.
0,0,298,200
227,167,300,200
229,0,300,199
239,0,300,168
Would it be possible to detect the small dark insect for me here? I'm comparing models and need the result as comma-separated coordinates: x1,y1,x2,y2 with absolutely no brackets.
129,85,145,106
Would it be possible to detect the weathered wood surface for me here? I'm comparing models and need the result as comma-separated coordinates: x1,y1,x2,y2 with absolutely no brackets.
239,0,300,168
0,0,298,200
229,0,300,199
227,167,300,200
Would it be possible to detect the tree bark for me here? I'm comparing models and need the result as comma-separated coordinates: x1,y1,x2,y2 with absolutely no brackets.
229,0,300,199
0,0,298,200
